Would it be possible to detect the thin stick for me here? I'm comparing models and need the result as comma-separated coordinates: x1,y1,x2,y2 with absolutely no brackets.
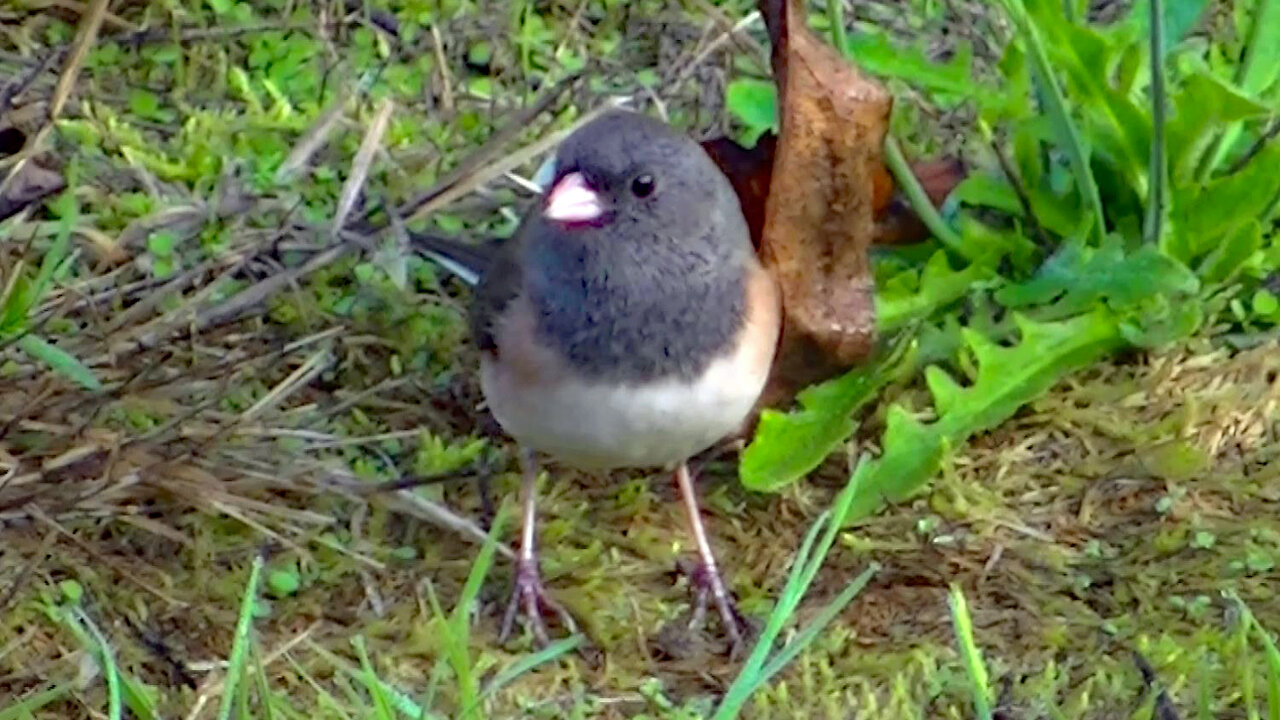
364,70,584,229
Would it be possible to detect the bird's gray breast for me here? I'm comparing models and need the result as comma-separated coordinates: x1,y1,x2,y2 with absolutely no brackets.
524,239,747,384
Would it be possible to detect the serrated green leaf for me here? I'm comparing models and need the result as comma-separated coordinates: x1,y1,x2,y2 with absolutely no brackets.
877,251,998,331
982,42,1033,124
740,334,913,492
1200,0,1280,175
997,237,1198,313
964,326,1006,369
924,366,964,416
1016,0,1147,214
844,310,1123,523
17,335,102,392
1007,0,1108,245
1118,294,1204,347
845,405,946,520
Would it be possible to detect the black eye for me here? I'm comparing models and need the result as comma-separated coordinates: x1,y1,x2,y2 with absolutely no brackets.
630,174,655,198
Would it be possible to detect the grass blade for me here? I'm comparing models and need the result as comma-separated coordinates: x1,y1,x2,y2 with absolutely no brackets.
711,508,831,720
1233,594,1280,720
217,554,264,720
29,197,76,302
480,634,585,700
64,608,122,720
16,334,101,391
713,457,879,719
303,639,439,720
250,642,278,720
997,0,1106,244
827,0,848,58
950,585,993,720
353,636,396,720
755,564,877,685
0,687,68,720
448,505,509,717
49,605,125,720
1144,0,1167,245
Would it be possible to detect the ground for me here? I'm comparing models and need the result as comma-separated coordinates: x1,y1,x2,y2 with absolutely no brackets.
0,0,1277,718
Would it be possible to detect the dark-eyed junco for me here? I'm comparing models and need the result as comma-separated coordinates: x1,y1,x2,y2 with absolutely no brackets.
413,109,781,654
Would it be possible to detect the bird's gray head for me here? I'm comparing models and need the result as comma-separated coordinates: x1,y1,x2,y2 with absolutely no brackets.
535,110,750,263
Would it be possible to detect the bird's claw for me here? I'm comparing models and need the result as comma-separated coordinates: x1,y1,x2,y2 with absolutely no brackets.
498,558,577,646
683,558,748,659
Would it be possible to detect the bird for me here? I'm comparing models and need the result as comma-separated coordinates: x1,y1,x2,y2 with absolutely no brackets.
411,109,782,654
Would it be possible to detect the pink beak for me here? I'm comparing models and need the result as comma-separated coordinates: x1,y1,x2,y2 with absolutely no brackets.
543,172,603,222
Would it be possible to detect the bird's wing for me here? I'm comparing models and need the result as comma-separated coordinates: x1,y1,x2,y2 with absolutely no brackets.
407,232,503,287
468,234,526,356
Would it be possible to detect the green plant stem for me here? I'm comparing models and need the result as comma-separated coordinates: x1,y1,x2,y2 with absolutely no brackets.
1144,0,1167,245
999,0,1107,244
828,0,848,54
884,135,966,255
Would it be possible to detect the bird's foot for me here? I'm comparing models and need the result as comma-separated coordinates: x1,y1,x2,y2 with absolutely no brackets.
498,558,577,646
682,557,749,659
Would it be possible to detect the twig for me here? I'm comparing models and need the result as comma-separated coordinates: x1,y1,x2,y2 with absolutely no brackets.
401,100,626,228
357,69,585,230
685,0,769,68
985,122,1050,248
392,488,515,558
30,506,188,606
241,348,333,420
332,98,394,235
275,97,352,182
1224,116,1280,176
39,0,135,31
0,49,64,124
430,23,455,113
1132,651,1183,720
0,529,59,616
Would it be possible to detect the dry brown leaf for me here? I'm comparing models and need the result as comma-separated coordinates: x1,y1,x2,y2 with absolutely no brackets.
0,159,65,222
702,134,966,250
759,0,891,369
0,103,67,222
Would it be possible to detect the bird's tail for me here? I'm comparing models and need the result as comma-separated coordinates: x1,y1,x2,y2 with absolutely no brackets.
406,232,497,287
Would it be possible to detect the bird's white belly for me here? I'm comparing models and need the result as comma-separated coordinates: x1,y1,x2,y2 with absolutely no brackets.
481,345,767,470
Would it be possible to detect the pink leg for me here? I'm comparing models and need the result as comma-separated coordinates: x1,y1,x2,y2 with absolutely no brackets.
498,450,577,645
674,461,746,656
